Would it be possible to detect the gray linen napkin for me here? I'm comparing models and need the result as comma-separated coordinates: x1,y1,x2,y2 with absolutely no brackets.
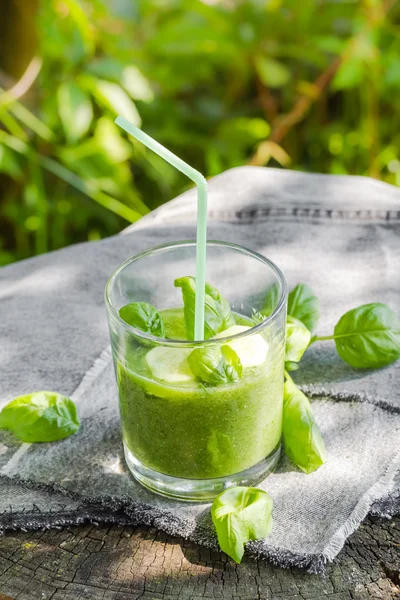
1,166,399,572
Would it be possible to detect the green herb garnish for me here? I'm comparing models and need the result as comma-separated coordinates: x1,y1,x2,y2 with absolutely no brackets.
330,303,400,368
174,276,235,340
285,315,311,364
119,301,165,337
188,344,242,385
211,486,273,564
0,391,80,443
281,283,400,473
282,376,327,474
288,283,320,332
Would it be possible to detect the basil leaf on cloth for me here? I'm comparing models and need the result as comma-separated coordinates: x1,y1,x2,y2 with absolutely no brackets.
211,486,273,563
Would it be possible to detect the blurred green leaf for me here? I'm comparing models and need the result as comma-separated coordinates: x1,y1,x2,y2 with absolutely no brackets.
92,80,141,126
122,66,154,102
332,59,364,90
218,118,270,145
63,0,95,54
0,250,15,266
58,82,93,143
146,17,235,59
9,102,54,142
314,36,346,55
0,108,27,140
86,57,125,81
0,145,23,178
254,56,291,88
352,32,378,62
40,155,142,222
385,54,400,89
94,117,132,163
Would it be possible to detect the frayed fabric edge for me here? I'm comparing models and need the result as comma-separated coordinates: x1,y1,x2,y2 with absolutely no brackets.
0,452,398,575
320,446,400,562
370,487,400,518
0,475,324,573
0,502,325,574
301,385,400,415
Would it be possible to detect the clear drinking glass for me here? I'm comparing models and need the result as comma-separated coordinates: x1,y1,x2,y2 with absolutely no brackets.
105,241,287,501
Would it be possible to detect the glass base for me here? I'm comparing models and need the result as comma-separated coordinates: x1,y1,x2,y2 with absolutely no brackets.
124,443,281,502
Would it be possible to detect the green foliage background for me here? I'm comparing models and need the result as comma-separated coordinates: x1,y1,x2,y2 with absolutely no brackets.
0,0,399,266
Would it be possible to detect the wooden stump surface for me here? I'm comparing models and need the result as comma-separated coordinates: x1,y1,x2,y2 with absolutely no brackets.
0,515,398,599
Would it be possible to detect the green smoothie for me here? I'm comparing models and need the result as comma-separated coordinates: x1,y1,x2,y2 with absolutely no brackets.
117,308,283,480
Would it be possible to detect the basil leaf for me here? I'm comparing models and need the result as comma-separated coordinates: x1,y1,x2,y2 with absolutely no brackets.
285,360,300,372
285,315,311,363
188,344,242,385
288,283,320,332
283,379,327,474
0,391,80,443
211,486,273,564
333,303,400,368
119,302,165,337
174,276,235,340
261,283,280,317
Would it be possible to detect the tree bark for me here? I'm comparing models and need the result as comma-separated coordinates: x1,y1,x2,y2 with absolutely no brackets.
0,516,399,599
0,0,39,80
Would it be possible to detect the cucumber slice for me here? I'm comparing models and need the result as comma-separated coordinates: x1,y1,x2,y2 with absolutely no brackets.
145,346,194,383
216,325,268,368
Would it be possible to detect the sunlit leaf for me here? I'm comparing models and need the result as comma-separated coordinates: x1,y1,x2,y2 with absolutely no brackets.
94,117,132,163
255,56,291,88
122,66,154,102
218,118,270,145
63,0,95,54
58,81,93,143
352,33,378,62
93,80,141,126
332,59,364,90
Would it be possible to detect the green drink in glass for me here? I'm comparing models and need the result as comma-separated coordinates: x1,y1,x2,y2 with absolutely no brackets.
105,241,287,501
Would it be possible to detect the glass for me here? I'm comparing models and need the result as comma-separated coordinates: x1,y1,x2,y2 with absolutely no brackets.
105,241,287,501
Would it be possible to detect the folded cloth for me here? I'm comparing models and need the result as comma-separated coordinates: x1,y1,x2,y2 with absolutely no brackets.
0,166,399,572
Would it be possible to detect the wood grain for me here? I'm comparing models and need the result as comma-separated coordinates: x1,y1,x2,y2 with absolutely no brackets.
0,516,398,599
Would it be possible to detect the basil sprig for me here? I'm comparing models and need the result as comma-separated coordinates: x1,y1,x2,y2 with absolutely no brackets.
0,391,80,443
286,285,400,369
174,276,235,340
211,486,273,564
331,303,400,368
281,284,400,474
188,344,242,385
119,301,165,337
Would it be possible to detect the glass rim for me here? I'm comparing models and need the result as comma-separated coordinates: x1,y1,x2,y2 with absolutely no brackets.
104,240,287,347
